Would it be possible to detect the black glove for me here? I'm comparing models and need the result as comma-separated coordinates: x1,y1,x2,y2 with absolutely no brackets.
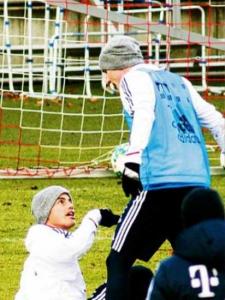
100,209,120,227
122,162,142,198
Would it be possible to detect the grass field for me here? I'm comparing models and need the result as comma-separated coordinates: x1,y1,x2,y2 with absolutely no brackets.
0,88,224,171
0,86,129,170
0,85,224,299
1,175,225,300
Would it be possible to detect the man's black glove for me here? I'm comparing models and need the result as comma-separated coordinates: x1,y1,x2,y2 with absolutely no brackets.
100,209,120,227
122,162,142,198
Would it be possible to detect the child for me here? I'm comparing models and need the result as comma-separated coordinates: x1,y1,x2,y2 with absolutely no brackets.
15,185,119,300
146,188,225,299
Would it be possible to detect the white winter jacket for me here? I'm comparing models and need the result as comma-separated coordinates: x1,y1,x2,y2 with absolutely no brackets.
15,209,101,300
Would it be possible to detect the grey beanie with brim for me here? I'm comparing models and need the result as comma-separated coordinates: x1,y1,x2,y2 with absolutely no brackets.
99,35,144,71
31,185,72,224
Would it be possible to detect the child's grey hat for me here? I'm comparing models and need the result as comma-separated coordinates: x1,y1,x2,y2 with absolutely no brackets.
99,35,144,71
31,185,72,224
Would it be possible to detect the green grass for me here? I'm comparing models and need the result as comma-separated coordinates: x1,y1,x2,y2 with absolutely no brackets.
0,87,129,169
1,176,225,300
0,87,224,299
1,88,223,171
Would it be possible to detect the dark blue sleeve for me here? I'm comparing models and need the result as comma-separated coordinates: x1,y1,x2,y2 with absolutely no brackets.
147,262,175,300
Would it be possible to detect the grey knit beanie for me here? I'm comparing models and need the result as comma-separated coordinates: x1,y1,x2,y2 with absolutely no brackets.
99,35,144,71
31,185,72,224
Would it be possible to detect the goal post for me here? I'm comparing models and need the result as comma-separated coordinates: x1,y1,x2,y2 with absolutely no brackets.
0,0,224,178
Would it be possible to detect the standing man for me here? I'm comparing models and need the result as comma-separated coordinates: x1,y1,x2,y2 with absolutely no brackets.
98,35,225,300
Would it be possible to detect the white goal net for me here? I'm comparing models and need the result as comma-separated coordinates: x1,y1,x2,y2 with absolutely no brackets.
0,0,224,178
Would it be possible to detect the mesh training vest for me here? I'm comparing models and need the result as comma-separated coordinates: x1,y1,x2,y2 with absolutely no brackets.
128,69,210,190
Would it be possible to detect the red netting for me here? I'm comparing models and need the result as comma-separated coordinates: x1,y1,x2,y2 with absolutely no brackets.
0,0,224,177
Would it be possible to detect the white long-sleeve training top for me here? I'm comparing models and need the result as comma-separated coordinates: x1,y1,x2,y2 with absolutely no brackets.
120,63,225,165
15,209,101,300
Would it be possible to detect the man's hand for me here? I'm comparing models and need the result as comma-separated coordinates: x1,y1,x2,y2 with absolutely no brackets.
220,152,225,169
122,163,142,198
100,209,120,227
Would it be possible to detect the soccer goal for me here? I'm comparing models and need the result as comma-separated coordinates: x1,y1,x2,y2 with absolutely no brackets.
0,0,224,178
